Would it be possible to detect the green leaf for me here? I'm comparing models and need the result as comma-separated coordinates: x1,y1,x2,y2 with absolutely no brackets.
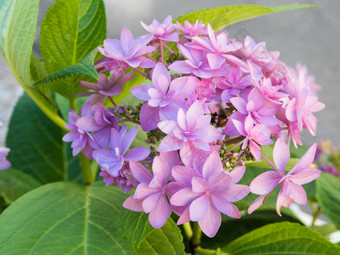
316,173,340,230
222,222,340,255
40,0,106,100
175,4,318,31
137,219,185,255
201,210,301,249
6,93,80,183
0,168,41,204
0,0,63,128
0,182,156,254
35,49,99,86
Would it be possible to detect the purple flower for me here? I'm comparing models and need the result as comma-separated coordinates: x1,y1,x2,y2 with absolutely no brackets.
214,68,252,101
0,146,11,170
170,152,249,237
174,20,208,38
187,24,245,70
131,62,198,130
100,163,138,193
141,15,179,42
94,57,128,76
248,138,320,215
231,116,273,161
168,45,229,78
230,87,281,126
157,101,222,153
62,101,101,159
98,27,156,69
75,103,119,149
123,156,172,228
76,72,135,105
93,125,150,177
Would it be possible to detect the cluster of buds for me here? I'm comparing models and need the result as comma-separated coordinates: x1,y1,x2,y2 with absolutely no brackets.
63,16,324,237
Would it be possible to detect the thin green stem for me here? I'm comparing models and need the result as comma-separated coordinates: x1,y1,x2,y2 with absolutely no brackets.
80,154,93,185
91,161,99,182
192,222,202,250
183,222,193,241
70,97,77,112
310,201,321,226
195,247,217,255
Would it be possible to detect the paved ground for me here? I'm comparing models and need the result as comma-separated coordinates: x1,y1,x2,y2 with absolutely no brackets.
1,0,339,147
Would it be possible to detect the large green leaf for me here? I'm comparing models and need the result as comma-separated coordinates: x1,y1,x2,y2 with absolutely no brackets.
201,210,301,249
137,219,185,255
0,182,182,254
175,4,317,31
40,0,106,100
6,93,81,184
316,173,340,230
222,222,340,255
0,168,41,204
0,0,64,127
35,49,99,86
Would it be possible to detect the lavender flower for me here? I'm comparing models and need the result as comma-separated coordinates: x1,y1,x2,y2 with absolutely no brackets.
0,146,11,170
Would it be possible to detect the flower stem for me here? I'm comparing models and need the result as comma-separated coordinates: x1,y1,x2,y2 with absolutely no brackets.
195,247,217,255
261,153,282,176
160,40,165,63
133,67,150,80
108,96,117,106
80,154,93,185
191,222,202,251
183,222,193,241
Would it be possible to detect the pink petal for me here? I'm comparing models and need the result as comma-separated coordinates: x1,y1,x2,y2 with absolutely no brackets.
198,200,221,238
289,167,320,185
131,84,153,101
289,143,317,175
229,166,245,184
135,183,158,199
123,195,143,212
228,204,241,219
177,207,191,225
150,156,171,187
202,151,223,179
140,103,160,131
129,160,152,183
248,195,267,214
192,177,208,193
249,171,281,195
172,165,201,185
157,135,183,152
290,182,307,205
224,184,250,202
273,138,290,174
249,140,261,162
210,193,232,215
142,192,161,213
230,97,248,115
190,195,209,221
170,188,200,206
149,196,171,228
76,117,102,132
276,181,293,216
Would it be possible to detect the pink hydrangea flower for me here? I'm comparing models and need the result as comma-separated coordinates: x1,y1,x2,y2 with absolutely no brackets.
123,156,172,228
170,152,249,237
0,146,11,170
98,27,156,69
131,62,198,131
168,45,230,78
76,72,135,105
141,15,179,42
174,20,208,38
248,138,320,215
157,101,222,153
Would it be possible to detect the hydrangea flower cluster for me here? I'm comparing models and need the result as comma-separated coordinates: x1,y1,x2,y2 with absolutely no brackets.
313,140,340,178
63,16,324,237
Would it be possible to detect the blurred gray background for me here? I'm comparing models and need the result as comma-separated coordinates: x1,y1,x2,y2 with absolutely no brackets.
1,0,339,147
